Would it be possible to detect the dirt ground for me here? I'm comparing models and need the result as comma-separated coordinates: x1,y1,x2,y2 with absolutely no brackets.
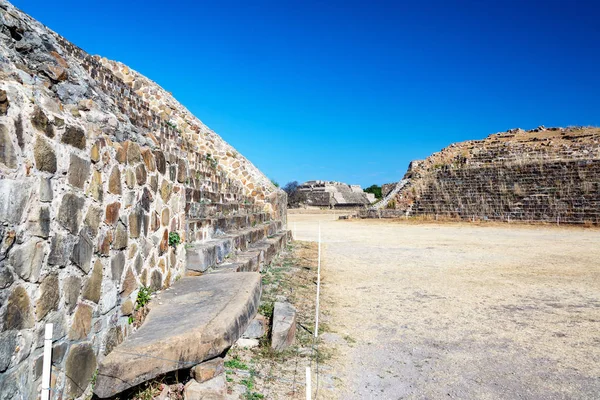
289,214,600,400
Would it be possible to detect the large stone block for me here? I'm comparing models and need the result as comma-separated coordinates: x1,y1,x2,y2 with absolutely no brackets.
36,273,60,320
34,136,57,173
0,124,16,169
120,267,136,298
26,204,50,238
31,106,53,137
105,202,121,226
184,375,226,400
87,169,103,201
39,177,53,202
111,251,125,282
108,166,122,194
82,259,103,303
69,303,93,340
65,343,97,398
0,179,32,224
71,231,94,273
57,192,85,234
9,237,45,282
113,220,128,250
63,275,82,313
154,150,166,174
271,301,296,351
129,207,149,238
0,331,17,372
191,357,224,384
48,233,77,266
84,205,103,238
4,285,34,330
68,153,91,189
61,125,86,149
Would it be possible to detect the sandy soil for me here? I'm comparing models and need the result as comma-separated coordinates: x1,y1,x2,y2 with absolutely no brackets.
289,214,600,400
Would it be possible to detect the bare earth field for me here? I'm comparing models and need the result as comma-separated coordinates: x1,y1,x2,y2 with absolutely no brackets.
289,214,600,400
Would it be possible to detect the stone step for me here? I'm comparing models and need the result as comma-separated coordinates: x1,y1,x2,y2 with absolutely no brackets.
186,221,283,273
210,230,292,274
93,272,261,398
186,212,271,241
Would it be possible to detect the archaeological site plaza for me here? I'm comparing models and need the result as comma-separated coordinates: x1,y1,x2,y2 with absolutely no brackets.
0,1,598,399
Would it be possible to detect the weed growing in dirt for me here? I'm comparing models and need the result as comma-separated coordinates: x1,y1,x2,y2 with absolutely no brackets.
224,356,248,370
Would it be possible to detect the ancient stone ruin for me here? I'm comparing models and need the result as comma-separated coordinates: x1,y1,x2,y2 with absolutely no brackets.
364,126,600,224
0,1,289,398
296,180,375,208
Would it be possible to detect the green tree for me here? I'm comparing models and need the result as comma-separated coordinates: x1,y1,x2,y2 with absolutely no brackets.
364,184,382,199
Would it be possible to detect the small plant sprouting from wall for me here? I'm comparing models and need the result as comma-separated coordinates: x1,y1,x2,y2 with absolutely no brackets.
205,153,218,169
136,286,152,310
169,231,181,248
271,179,280,188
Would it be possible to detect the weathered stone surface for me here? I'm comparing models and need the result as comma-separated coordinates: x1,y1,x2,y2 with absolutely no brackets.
125,168,136,189
26,204,50,238
68,153,91,189
4,286,34,330
90,142,100,162
84,205,103,238
111,251,125,282
129,207,148,238
31,106,53,137
105,202,120,225
9,238,45,282
61,125,86,149
127,142,141,164
34,136,57,173
141,148,156,171
0,124,17,169
160,179,172,203
235,338,259,349
0,331,17,372
63,275,82,313
65,343,97,398
184,375,226,400
135,163,147,185
108,166,122,194
82,259,103,303
271,302,296,351
103,325,123,356
94,273,261,397
177,159,187,183
71,231,94,273
69,303,93,340
97,231,112,256
39,177,52,202
113,221,128,250
120,267,137,298
141,187,153,212
57,193,85,234
0,89,8,116
161,208,170,226
36,273,60,320
134,254,143,274
242,314,267,339
87,169,103,201
120,298,134,316
149,174,158,193
154,150,166,174
0,179,32,224
150,269,162,291
191,357,224,383
48,233,77,266
0,263,14,289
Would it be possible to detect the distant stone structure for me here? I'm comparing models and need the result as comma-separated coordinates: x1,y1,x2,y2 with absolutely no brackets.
297,180,375,208
0,1,289,398
363,126,600,224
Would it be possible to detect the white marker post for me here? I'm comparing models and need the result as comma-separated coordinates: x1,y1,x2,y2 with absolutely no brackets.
41,323,53,400
306,366,312,400
315,222,321,338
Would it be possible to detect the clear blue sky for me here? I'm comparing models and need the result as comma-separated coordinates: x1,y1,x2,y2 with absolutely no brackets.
13,0,600,187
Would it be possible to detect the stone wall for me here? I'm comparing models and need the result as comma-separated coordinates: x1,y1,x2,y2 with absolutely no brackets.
0,1,286,398
363,127,600,224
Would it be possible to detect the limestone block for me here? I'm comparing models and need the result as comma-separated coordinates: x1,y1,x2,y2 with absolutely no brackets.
113,221,128,250
108,166,122,194
84,205,103,238
64,343,97,398
0,124,16,169
26,204,50,238
63,275,82,313
0,331,17,372
34,136,57,173
184,375,226,400
82,259,103,303
57,192,85,234
69,303,93,340
36,273,60,320
271,301,296,351
111,251,125,282
48,233,77,266
68,153,91,189
61,125,86,149
71,231,94,273
9,238,45,282
4,285,34,329
39,177,53,202
191,357,224,384
0,179,33,224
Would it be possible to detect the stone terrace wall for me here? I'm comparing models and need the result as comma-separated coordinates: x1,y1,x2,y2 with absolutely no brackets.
0,1,286,399
366,127,600,224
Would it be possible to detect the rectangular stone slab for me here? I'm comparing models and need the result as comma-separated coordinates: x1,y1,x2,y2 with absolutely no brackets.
93,272,261,398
